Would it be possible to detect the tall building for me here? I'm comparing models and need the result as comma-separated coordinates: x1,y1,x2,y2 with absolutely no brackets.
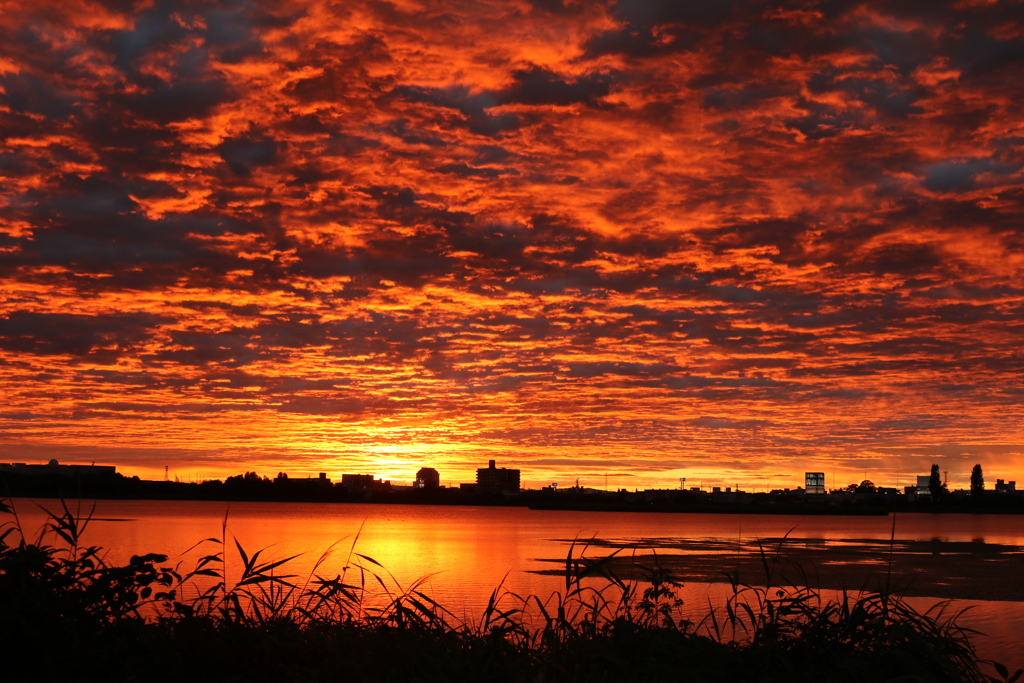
476,459,520,495
341,474,375,491
804,472,825,494
415,467,440,489
916,475,932,496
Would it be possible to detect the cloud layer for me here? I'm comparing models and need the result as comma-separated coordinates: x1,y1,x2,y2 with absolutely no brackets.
2,0,1023,488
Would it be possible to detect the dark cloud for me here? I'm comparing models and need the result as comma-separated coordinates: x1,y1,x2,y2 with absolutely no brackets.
702,84,791,112
217,135,280,176
0,312,165,359
953,26,1024,78
114,76,231,124
856,242,943,276
393,85,521,136
276,396,369,416
435,162,512,178
498,66,614,107
687,416,771,430
106,2,188,72
0,72,80,118
527,0,586,15
923,158,1019,192
565,361,681,378
582,25,696,59
808,70,925,118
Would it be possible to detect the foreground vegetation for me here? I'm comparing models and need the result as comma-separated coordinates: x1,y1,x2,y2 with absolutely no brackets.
0,499,1019,683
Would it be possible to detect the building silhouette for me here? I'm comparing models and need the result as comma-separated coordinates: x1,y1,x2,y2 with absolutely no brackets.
476,459,520,495
415,467,440,489
274,471,332,488
0,459,116,477
916,475,932,497
340,474,390,492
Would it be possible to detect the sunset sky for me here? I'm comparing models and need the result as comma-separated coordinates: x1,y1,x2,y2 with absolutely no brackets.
1,0,1022,490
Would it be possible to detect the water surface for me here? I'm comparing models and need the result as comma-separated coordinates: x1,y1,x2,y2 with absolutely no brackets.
8,499,1022,668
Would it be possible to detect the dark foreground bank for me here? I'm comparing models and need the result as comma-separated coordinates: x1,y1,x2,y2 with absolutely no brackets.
1,499,1019,683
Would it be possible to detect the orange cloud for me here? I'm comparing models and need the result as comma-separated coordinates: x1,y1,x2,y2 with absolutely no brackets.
0,0,1022,490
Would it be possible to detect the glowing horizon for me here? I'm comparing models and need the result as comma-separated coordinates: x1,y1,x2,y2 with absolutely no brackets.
1,0,1023,491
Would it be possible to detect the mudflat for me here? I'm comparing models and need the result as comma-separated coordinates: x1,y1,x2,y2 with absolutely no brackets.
534,536,1024,602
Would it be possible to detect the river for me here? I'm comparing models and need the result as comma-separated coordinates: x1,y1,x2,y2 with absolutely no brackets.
6,498,1023,669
